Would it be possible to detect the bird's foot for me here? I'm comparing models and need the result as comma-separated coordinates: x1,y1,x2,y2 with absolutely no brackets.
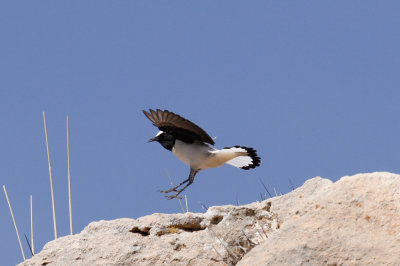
159,187,185,200
159,187,179,193
165,194,183,200
159,176,194,200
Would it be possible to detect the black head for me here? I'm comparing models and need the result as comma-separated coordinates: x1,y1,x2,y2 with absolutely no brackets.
148,131,175,151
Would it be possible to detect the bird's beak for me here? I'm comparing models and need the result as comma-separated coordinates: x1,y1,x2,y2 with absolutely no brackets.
148,137,158,143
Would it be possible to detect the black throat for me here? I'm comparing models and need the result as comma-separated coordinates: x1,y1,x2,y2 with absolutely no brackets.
156,132,175,151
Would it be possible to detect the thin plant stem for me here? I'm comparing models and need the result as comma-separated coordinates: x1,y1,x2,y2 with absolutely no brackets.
185,195,189,213
67,116,73,235
24,234,33,256
43,112,58,239
165,169,185,213
273,187,278,197
259,178,272,198
3,185,26,261
30,195,34,254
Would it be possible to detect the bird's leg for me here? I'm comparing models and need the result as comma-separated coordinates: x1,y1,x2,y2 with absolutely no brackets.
160,169,198,200
159,179,190,194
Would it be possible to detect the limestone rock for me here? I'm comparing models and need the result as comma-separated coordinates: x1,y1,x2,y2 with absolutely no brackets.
238,172,400,265
19,172,400,266
19,201,276,265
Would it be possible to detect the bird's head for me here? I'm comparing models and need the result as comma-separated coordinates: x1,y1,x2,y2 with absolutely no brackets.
148,131,175,151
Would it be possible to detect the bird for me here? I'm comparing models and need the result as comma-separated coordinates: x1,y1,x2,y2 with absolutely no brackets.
143,109,261,199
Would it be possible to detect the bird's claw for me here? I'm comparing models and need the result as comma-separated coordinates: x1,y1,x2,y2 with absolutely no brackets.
159,188,178,193
159,187,185,200
165,194,183,200
159,177,192,200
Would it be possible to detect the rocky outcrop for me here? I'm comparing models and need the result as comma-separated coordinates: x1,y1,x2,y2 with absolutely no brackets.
19,172,400,266
19,201,277,266
238,172,400,266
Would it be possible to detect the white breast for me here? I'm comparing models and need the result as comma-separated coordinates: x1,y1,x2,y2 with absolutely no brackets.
172,140,250,170
172,140,215,169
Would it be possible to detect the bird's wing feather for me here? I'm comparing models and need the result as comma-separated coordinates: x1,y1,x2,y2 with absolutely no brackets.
143,109,215,145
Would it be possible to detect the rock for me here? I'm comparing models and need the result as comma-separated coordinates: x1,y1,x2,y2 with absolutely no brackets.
238,172,400,266
19,201,277,266
19,172,400,266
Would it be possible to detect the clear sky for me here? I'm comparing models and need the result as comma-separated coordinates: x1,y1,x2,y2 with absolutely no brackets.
1,1,399,264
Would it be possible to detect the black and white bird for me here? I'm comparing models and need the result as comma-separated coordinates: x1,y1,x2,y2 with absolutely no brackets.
143,109,261,199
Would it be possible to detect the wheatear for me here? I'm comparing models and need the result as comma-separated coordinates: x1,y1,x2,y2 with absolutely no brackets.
143,109,261,199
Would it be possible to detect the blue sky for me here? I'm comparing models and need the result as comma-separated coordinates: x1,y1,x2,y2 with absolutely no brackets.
1,1,399,264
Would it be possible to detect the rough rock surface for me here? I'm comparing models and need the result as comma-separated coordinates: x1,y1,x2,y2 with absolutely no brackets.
238,172,400,266
19,201,276,266
19,172,400,266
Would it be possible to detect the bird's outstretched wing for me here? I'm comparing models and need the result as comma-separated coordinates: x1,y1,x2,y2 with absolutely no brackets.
143,109,215,145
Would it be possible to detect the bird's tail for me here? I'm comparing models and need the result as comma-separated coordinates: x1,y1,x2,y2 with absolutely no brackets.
223,146,261,170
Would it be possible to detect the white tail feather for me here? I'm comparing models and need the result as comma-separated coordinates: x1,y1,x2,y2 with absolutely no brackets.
226,156,254,168
222,146,261,170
